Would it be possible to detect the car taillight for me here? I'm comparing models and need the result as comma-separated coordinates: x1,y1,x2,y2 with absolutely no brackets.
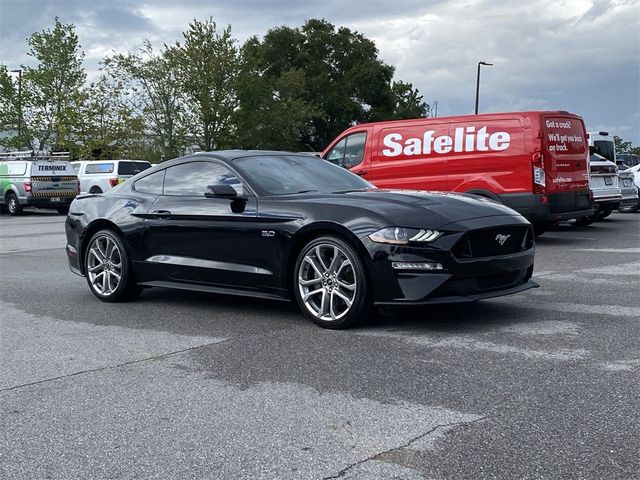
23,181,32,193
532,152,546,194
109,178,118,187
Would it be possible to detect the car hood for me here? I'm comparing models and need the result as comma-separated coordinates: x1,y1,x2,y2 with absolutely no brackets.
284,189,525,229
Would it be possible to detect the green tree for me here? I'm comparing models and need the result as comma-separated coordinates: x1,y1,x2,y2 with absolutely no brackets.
235,19,427,151
73,75,145,160
613,135,640,155
22,18,86,151
170,18,240,151
233,37,319,150
390,81,429,120
0,66,24,149
105,41,189,161
613,135,633,153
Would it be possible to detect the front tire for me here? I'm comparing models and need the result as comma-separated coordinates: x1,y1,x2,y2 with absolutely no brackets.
293,236,371,329
6,192,22,216
84,230,141,302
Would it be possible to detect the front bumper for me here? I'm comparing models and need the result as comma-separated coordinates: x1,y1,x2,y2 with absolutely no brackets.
364,216,538,306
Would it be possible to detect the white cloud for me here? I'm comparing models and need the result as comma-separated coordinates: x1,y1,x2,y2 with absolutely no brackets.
1,0,638,143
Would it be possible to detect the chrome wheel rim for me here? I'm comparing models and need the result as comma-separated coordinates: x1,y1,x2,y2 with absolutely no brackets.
87,235,122,297
8,196,16,213
298,243,357,321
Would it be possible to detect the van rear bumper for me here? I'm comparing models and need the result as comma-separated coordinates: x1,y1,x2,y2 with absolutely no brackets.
499,191,594,224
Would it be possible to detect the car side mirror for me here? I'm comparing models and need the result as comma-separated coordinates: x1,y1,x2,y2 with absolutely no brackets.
204,184,238,198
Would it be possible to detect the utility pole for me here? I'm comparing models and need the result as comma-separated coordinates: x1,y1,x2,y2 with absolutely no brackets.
475,61,493,114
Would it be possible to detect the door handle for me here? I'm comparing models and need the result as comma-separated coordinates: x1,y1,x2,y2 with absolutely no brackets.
151,209,172,219
355,170,369,177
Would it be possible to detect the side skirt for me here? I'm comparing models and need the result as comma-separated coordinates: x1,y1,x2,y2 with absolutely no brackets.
137,280,291,302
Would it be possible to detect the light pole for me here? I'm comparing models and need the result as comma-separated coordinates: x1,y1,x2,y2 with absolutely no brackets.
9,68,23,144
474,61,492,114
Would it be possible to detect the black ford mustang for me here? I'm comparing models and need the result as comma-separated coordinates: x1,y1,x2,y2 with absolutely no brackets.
65,151,537,328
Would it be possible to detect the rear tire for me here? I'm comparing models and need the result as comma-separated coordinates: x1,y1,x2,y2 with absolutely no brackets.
84,230,142,302
6,192,22,216
598,207,613,219
89,186,103,194
293,236,371,329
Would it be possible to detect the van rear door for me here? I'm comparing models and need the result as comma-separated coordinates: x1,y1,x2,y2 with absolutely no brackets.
30,161,78,200
541,114,591,212
541,115,590,193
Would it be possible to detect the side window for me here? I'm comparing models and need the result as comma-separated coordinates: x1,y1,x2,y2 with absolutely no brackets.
325,132,367,168
134,169,165,194
343,132,367,168
4,162,27,176
325,138,346,166
163,161,244,196
85,163,115,174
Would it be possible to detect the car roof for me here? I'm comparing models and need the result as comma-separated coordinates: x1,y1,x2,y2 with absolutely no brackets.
191,150,307,161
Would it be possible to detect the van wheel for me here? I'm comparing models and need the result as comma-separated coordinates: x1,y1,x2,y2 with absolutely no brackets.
85,230,142,302
89,186,103,194
598,207,613,219
6,193,22,216
293,236,371,329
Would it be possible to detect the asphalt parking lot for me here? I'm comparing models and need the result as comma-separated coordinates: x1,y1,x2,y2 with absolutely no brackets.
1,211,639,480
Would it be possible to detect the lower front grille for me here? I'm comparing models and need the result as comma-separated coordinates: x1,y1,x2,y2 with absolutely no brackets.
453,225,532,258
431,267,532,297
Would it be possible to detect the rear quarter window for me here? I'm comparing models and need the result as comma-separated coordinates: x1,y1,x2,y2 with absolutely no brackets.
85,163,115,174
118,162,151,175
134,169,165,194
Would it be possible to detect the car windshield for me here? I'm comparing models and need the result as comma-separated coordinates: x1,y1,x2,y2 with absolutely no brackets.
233,154,373,195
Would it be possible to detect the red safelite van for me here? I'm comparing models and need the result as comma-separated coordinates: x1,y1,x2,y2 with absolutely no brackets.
321,111,594,232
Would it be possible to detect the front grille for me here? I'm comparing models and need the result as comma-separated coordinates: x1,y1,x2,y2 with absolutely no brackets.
453,225,532,258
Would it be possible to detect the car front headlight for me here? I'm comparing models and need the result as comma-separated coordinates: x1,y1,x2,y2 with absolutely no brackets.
368,227,442,245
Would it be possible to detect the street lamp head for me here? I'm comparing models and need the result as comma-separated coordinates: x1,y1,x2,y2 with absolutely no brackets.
479,61,493,66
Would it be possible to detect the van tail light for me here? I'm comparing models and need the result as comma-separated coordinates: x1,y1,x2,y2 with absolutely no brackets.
532,152,546,194
109,178,119,187
23,181,32,193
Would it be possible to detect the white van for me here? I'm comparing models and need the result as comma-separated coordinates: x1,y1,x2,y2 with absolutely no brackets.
71,160,152,194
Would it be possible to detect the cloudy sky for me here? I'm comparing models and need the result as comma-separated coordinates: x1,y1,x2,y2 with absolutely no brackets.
1,0,639,145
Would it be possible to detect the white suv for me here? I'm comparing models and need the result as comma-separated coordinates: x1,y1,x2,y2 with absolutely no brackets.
71,160,152,194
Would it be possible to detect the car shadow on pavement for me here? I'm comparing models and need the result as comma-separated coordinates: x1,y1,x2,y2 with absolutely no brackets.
361,301,530,334
133,287,523,334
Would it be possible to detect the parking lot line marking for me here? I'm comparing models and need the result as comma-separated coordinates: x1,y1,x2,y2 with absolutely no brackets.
526,302,639,318
577,248,640,253
355,331,587,361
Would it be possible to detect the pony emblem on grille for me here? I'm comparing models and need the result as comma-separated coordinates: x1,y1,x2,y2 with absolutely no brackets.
495,234,511,246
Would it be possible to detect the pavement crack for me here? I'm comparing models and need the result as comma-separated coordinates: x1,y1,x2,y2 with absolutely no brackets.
0,339,229,394
321,416,488,480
